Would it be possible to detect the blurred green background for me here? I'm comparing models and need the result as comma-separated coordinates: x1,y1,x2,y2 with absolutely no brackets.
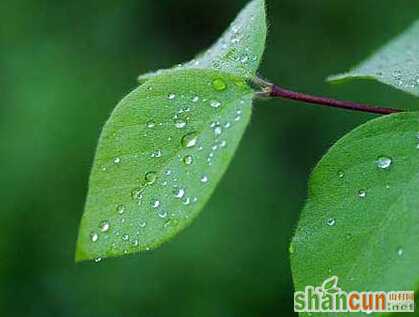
1,0,419,316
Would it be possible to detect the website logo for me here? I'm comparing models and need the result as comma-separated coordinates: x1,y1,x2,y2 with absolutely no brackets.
294,276,415,313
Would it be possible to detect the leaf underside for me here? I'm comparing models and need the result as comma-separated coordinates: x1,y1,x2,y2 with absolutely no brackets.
138,0,266,82
291,112,419,316
328,19,419,98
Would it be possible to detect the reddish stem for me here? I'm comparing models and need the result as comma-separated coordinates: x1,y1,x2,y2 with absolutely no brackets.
268,84,402,115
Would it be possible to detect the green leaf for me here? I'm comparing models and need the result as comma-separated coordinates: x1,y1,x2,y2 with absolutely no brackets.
328,20,419,98
76,69,254,262
138,0,267,82
322,276,338,291
291,112,419,313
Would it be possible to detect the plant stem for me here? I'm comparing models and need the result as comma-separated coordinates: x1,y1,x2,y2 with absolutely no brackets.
262,82,402,115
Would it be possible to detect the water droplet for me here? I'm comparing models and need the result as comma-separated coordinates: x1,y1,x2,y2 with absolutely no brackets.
338,170,345,178
220,140,227,148
146,120,156,128
174,188,185,199
326,218,336,226
113,157,121,164
90,232,99,242
181,132,198,148
131,189,143,202
168,93,176,100
151,150,162,158
145,171,157,184
358,190,367,198
213,124,223,136
151,200,160,208
183,197,191,205
122,234,129,241
201,176,209,184
183,155,193,165
158,210,168,218
289,244,295,255
397,247,404,256
212,78,227,91
99,221,110,233
116,204,125,214
175,119,187,129
210,100,222,108
376,156,392,169
94,257,102,263
192,96,200,103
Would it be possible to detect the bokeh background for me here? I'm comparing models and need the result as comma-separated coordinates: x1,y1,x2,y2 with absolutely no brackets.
1,0,419,316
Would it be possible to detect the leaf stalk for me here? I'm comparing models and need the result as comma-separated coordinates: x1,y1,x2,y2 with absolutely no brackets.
256,79,403,115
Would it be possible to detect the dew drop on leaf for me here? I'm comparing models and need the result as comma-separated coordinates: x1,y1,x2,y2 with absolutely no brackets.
146,120,156,128
397,247,404,256
213,124,223,136
113,157,121,164
151,200,160,209
99,221,110,233
376,156,392,169
289,244,295,255
122,234,129,241
210,100,222,108
358,190,367,198
338,170,345,178
175,119,187,129
201,176,209,184
183,155,193,165
168,93,176,100
116,204,126,214
181,132,198,148
326,218,336,226
212,78,227,91
174,188,185,199
90,232,99,243
145,171,157,184
151,150,162,158
94,257,102,263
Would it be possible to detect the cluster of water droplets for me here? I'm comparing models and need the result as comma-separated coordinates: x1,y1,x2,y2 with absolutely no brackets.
355,37,419,93
90,76,250,261
163,5,261,77
324,151,407,257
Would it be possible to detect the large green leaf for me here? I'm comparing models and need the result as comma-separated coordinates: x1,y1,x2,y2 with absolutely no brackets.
76,69,254,262
138,0,266,82
291,112,419,316
329,20,419,98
